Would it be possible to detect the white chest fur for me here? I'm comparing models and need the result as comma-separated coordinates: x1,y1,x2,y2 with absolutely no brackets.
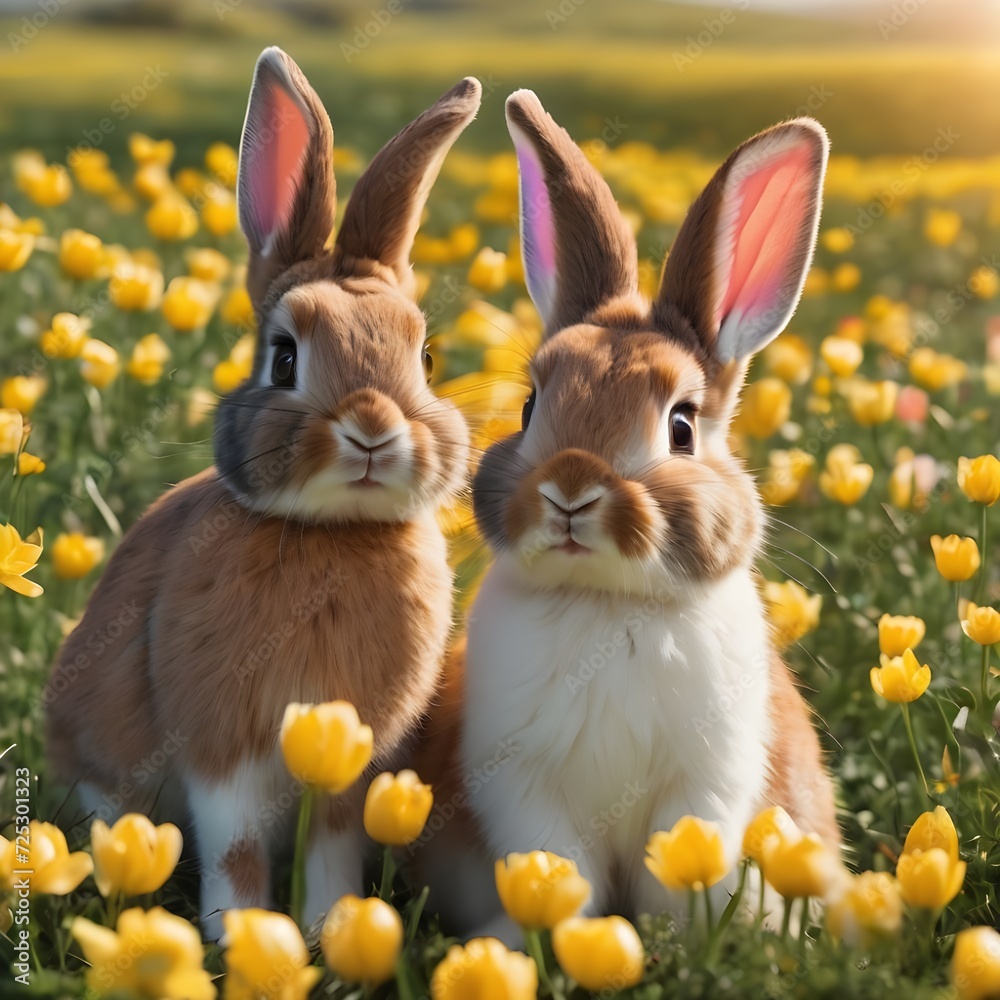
462,556,773,912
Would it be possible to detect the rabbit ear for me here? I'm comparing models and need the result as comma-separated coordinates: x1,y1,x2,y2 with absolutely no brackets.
334,77,481,296
238,47,336,304
656,119,828,364
506,91,638,335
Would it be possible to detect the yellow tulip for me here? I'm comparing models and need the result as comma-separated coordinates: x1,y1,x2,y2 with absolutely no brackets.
762,832,839,899
909,347,967,392
826,871,902,946
0,202,43,235
878,614,926,657
764,333,812,385
958,455,1000,506
820,335,863,377
110,261,164,311
431,937,537,1000
206,141,239,187
952,926,1000,1000
870,649,931,703
0,821,92,894
763,579,822,649
494,851,591,930
970,265,1000,300
52,531,105,580
896,847,966,909
162,276,219,332
551,916,645,992
129,133,176,166
902,806,960,860
735,378,792,439
80,339,121,390
321,895,402,985
280,701,373,794
924,207,962,247
930,534,981,583
0,408,23,454
961,603,1000,646
133,162,173,201
21,163,73,207
759,448,815,506
221,284,256,329
819,456,873,505
820,227,854,253
645,816,729,893
222,909,320,1000
202,186,238,236
40,311,91,359
127,333,172,385
147,193,199,241
59,229,107,280
0,523,43,597
364,770,434,846
0,229,35,271
17,452,45,475
72,907,215,1000
742,806,800,869
187,246,231,283
830,262,861,292
846,379,898,426
1,375,46,415
90,814,183,898
468,247,508,294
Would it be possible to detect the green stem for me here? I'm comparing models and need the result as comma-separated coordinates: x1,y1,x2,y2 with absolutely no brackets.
405,885,429,944
290,786,313,928
780,897,793,941
982,644,992,713
702,886,715,932
757,863,767,928
901,702,931,801
379,845,396,901
704,860,748,968
524,928,563,1000
978,503,989,604
395,953,417,1000
105,890,123,928
798,897,811,947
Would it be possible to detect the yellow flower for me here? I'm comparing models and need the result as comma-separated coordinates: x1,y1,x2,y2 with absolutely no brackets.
222,909,320,1000
52,531,105,579
903,806,960,859
763,333,812,385
494,851,592,930
321,895,402,986
0,202,44,235
820,335,863,377
134,162,172,201
129,133,175,166
762,832,839,899
551,916,645,992
759,448,814,506
59,229,107,280
826,871,902,946
896,847,966,909
930,534,981,582
830,262,861,292
202,185,238,236
222,284,256,329
110,261,164,311
870,649,931,703
364,770,434,846
40,312,91,359
763,579,822,649
924,207,962,247
187,246,231,283
17,452,45,475
909,347,967,392
1,375,46,415
0,229,35,271
21,163,73,207
957,455,1000,506
431,937,537,1000
147,192,199,241
0,523,43,597
846,379,898,426
820,227,854,253
162,276,219,332
468,247,509,294
0,408,23,454
280,701,373,794
80,338,121,390
645,816,729,892
72,907,214,1000
0,820,92,893
742,806,801,869
961,603,1000,646
878,614,926,657
206,142,239,187
952,926,1000,1000
819,453,873,505
127,333,172,385
969,265,999,300
735,378,792,439
91,814,183,898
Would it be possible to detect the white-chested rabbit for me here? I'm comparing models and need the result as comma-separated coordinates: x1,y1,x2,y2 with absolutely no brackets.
45,47,479,937
454,92,838,932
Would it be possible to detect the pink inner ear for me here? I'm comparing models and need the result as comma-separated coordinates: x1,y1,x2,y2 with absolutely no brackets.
511,128,557,320
717,142,815,328
244,83,311,246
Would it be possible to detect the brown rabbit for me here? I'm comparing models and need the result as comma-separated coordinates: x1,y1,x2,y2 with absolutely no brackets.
429,91,839,937
44,47,478,937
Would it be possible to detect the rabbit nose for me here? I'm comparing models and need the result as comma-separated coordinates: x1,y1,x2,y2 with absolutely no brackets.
537,481,607,517
338,426,406,454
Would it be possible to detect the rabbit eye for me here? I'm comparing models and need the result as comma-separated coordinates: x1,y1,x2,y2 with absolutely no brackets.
271,339,297,388
521,389,536,430
423,348,433,382
669,407,695,454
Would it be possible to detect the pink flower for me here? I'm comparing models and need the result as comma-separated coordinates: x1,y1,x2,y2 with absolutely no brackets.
895,384,929,424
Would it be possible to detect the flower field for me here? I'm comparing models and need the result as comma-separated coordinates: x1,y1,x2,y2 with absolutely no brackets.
1,5,1000,998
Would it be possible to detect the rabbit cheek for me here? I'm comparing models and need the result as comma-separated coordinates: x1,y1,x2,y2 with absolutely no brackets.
601,480,660,559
